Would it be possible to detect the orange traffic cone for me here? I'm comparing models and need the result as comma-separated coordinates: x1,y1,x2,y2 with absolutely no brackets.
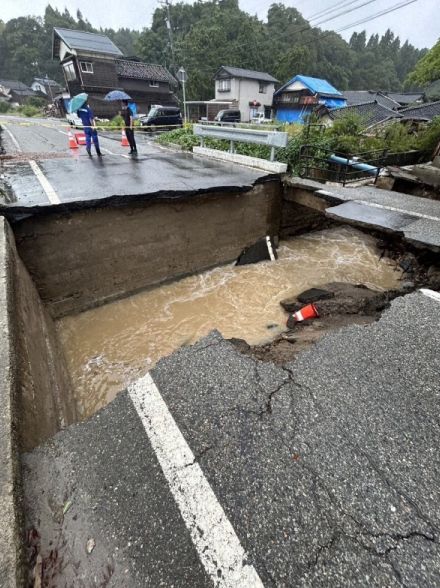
290,303,319,324
68,130,78,149
121,129,129,147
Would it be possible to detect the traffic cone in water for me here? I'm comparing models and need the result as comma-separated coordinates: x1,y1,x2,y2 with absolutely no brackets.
121,129,129,147
68,130,78,149
289,303,319,324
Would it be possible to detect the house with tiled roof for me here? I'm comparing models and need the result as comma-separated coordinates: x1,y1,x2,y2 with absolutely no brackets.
52,28,177,116
273,75,346,123
384,91,424,107
31,77,64,98
0,80,37,105
343,91,401,111
213,66,278,122
399,100,440,123
318,100,403,130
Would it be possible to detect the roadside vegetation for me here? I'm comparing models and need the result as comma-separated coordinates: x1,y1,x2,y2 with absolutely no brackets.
0,97,47,117
155,115,440,173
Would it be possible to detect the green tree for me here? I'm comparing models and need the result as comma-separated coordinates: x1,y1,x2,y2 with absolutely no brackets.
406,39,440,87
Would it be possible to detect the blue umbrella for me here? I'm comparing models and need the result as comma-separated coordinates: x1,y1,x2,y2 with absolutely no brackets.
104,90,132,101
68,92,88,113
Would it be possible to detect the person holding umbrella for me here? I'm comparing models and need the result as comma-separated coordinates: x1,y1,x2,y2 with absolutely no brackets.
121,99,137,154
104,90,137,155
70,93,102,157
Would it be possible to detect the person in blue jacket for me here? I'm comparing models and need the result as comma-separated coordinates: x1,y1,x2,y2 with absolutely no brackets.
77,102,102,156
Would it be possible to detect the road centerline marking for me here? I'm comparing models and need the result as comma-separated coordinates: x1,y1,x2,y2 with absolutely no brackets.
128,373,264,588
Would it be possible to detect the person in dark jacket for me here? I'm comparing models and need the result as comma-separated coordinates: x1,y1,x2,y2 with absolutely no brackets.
76,102,102,156
121,100,137,154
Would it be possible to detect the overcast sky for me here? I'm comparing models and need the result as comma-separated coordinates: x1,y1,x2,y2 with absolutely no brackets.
2,0,439,49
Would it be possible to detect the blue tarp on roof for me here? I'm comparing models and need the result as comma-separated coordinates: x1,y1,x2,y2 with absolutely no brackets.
275,107,312,123
274,75,343,98
321,97,346,109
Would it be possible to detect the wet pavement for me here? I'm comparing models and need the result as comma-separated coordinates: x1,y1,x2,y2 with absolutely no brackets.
288,179,440,251
23,290,440,587
0,116,272,211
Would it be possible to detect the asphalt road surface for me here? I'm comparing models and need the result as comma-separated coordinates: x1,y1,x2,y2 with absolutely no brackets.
23,290,440,587
0,115,271,210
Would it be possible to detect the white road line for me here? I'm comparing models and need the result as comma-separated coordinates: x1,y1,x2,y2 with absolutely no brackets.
420,289,440,303
355,199,440,223
3,124,22,151
28,160,61,205
3,124,60,205
128,373,264,588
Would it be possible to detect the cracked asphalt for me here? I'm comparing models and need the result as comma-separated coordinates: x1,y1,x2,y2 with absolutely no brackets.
23,291,440,586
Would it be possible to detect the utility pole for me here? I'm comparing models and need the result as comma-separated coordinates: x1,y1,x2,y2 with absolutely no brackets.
160,0,176,73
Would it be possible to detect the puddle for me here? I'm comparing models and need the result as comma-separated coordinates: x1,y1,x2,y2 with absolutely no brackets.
57,226,402,418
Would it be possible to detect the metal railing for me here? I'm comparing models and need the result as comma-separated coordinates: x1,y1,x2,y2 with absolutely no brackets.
298,144,388,185
193,124,288,162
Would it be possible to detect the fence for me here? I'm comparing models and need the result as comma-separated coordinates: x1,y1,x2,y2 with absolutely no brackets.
298,145,427,185
193,124,288,162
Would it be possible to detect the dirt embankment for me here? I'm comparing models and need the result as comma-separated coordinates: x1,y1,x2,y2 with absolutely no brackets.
231,241,440,365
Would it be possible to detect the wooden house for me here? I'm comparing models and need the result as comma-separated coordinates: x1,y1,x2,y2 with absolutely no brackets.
52,28,177,117
273,75,346,123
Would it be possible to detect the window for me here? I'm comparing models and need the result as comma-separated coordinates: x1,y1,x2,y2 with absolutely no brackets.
63,62,76,82
149,81,159,87
259,82,267,94
218,79,231,92
80,61,93,74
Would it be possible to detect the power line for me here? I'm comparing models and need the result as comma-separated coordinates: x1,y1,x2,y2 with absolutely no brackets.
334,0,419,33
295,0,420,48
312,0,381,27
306,0,376,22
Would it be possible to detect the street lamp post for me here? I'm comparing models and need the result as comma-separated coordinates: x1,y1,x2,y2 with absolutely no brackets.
177,67,187,124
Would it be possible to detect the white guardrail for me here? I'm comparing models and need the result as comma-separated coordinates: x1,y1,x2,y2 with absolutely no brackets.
193,124,288,162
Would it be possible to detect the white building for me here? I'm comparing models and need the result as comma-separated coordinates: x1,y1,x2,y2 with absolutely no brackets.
213,66,278,122
31,77,63,98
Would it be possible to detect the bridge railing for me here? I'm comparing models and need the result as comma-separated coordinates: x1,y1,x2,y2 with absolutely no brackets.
193,124,288,162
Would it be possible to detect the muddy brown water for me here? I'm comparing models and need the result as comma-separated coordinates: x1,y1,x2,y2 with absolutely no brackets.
57,227,402,419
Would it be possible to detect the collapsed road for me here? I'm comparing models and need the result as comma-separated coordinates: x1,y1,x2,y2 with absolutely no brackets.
0,114,440,587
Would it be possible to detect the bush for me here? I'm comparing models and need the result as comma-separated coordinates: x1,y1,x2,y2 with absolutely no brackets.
18,105,41,117
416,116,440,154
0,101,11,113
25,96,47,108
156,126,200,150
96,114,124,130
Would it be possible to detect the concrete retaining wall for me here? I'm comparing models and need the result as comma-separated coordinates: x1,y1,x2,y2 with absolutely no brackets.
0,216,77,587
281,184,336,238
0,219,23,587
13,182,281,318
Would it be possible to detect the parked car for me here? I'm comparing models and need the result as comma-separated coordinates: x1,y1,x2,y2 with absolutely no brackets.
251,112,272,124
66,112,83,128
140,106,182,131
214,109,241,123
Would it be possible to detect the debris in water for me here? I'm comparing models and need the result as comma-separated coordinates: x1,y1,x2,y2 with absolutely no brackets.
235,236,277,266
287,303,320,327
86,538,96,554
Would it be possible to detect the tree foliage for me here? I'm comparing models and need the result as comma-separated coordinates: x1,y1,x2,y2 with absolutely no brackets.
406,40,440,87
0,1,430,102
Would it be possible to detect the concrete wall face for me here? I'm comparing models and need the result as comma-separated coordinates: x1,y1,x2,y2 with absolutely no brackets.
14,182,281,317
0,218,23,587
10,232,76,451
